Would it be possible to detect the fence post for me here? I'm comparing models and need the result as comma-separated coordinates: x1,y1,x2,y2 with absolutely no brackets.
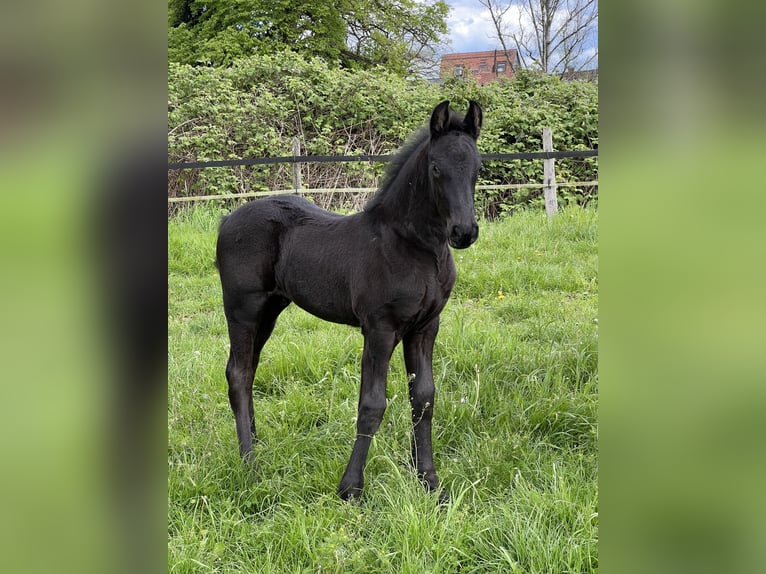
292,137,302,194
542,127,558,217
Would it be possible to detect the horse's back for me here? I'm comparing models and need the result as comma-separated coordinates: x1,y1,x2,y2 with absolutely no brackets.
219,194,341,244
220,195,341,233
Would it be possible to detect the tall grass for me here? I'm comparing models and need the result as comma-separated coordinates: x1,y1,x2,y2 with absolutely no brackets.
168,204,598,573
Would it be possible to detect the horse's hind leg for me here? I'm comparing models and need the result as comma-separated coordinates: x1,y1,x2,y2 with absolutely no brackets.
225,295,289,460
247,296,290,437
225,319,257,458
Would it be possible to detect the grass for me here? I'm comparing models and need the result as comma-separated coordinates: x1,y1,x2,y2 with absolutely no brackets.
168,203,598,573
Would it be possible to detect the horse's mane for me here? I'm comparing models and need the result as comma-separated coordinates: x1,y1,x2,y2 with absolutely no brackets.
364,110,467,213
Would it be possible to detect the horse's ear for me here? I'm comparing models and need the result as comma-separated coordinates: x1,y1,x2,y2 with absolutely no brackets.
463,100,483,139
430,100,451,138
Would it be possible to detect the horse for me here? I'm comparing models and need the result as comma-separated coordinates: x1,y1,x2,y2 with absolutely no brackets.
216,100,483,501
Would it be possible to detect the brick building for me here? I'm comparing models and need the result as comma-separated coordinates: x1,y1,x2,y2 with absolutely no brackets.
439,49,520,85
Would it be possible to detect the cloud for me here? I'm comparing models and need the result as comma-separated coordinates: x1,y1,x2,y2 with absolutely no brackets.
444,1,501,53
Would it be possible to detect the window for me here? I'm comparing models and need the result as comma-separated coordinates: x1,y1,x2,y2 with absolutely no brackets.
496,62,507,73
453,66,463,76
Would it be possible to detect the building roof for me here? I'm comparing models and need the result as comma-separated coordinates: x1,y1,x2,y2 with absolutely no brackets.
441,49,518,62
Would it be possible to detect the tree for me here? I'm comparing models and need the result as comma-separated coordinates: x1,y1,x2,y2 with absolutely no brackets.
168,0,450,75
479,0,598,75
169,0,348,66
342,0,450,76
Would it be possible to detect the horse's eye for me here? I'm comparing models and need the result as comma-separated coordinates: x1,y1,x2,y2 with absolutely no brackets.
432,164,441,177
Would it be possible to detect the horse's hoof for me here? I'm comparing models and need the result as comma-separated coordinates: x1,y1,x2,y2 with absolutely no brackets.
337,481,363,501
338,488,363,502
417,471,449,504
242,457,256,469
418,471,440,490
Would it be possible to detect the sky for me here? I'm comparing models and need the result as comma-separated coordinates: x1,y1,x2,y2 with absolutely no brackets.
443,0,501,54
441,0,598,68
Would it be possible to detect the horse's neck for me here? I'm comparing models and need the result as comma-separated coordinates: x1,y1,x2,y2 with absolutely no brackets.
383,167,448,250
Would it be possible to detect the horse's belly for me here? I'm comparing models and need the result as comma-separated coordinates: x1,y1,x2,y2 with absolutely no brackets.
289,291,360,327
276,262,360,327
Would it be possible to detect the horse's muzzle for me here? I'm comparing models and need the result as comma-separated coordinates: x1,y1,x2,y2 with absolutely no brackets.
448,223,479,249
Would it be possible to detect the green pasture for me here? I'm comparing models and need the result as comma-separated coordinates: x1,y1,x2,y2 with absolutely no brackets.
168,203,598,573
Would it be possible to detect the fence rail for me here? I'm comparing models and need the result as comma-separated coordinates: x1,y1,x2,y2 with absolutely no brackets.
167,181,599,204
168,130,598,217
167,149,598,171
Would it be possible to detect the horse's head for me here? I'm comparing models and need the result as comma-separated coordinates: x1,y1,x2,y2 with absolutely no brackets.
428,100,483,249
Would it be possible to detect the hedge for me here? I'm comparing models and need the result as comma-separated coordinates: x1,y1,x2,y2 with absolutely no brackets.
168,52,598,216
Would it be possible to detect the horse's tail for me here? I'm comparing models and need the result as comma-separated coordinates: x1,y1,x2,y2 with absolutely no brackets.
214,215,229,270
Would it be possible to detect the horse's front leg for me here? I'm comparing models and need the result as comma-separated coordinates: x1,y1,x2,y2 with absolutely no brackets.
403,317,444,498
338,327,397,500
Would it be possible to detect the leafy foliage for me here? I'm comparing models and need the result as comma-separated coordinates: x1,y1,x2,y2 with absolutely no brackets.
343,0,450,76
168,53,598,216
168,0,449,73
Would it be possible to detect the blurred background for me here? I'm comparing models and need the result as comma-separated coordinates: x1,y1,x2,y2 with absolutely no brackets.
0,2,166,573
0,1,764,572
600,2,766,573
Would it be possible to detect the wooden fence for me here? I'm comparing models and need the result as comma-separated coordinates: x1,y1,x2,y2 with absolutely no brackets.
168,129,598,218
